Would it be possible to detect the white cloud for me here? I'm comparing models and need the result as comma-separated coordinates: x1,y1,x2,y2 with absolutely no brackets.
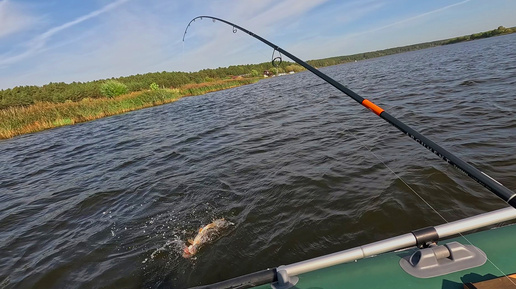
285,0,476,61
0,0,344,87
235,0,331,38
34,0,130,44
0,0,189,86
4,0,512,89
0,0,37,39
334,1,385,25
178,0,333,71
361,0,472,35
245,0,329,26
0,0,130,67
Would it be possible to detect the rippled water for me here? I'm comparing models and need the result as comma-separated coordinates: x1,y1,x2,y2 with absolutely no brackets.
1,34,515,288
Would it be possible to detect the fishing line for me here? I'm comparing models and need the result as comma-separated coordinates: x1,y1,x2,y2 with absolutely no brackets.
183,16,516,286
182,16,516,209
344,127,516,286
183,16,279,75
343,127,449,224
457,232,516,287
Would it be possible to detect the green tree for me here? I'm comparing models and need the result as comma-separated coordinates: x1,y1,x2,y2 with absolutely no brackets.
100,80,128,98
150,82,159,91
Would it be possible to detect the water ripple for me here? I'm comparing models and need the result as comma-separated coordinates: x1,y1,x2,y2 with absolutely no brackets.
1,34,516,288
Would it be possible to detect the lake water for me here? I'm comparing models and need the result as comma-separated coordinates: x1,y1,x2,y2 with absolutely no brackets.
1,34,515,288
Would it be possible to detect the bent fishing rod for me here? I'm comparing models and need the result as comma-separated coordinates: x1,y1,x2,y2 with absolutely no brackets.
183,16,516,208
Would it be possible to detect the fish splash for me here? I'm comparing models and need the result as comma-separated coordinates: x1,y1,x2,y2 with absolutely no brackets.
183,218,233,258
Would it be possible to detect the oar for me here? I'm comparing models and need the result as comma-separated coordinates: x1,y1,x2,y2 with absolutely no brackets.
183,16,516,208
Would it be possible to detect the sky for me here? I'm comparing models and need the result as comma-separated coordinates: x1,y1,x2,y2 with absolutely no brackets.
1,0,516,90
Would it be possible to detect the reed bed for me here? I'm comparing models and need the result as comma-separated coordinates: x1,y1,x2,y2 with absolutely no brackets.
0,78,258,139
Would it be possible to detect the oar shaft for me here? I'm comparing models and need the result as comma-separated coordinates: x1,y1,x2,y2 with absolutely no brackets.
189,207,516,288
280,206,516,277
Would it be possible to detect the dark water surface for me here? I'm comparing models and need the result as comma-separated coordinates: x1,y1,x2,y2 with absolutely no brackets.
1,34,516,288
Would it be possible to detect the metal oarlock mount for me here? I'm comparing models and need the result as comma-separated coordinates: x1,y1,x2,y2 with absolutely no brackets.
412,227,439,248
399,242,487,278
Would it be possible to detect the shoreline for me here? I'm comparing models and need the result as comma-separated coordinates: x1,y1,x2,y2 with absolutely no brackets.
0,78,259,140
2,28,514,140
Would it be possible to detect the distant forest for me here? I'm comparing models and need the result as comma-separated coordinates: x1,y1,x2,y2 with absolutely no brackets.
1,25,514,110
306,25,516,67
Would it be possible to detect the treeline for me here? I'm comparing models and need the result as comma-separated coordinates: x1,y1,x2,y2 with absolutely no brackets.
0,79,259,139
0,62,303,110
307,41,445,67
2,26,514,110
307,26,516,68
442,26,515,44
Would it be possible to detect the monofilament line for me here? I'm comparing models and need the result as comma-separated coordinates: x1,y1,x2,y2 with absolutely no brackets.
344,127,449,223
344,127,516,287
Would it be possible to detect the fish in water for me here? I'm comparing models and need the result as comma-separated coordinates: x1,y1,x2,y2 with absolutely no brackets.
183,218,233,258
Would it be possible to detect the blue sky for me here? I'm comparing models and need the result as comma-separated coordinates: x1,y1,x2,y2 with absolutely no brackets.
1,0,515,89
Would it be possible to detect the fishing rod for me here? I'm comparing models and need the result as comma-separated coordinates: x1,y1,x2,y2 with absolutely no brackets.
183,16,516,208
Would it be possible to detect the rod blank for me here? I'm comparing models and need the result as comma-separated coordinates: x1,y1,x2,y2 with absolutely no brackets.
183,15,516,207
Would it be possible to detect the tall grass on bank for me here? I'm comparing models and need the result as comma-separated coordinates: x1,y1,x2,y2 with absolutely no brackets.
180,77,257,96
0,89,179,139
0,78,258,139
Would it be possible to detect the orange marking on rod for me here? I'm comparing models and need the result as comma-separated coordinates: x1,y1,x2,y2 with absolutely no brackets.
362,99,384,116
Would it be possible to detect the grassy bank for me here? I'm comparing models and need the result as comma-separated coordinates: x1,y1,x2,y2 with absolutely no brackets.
3,26,513,140
0,78,258,139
